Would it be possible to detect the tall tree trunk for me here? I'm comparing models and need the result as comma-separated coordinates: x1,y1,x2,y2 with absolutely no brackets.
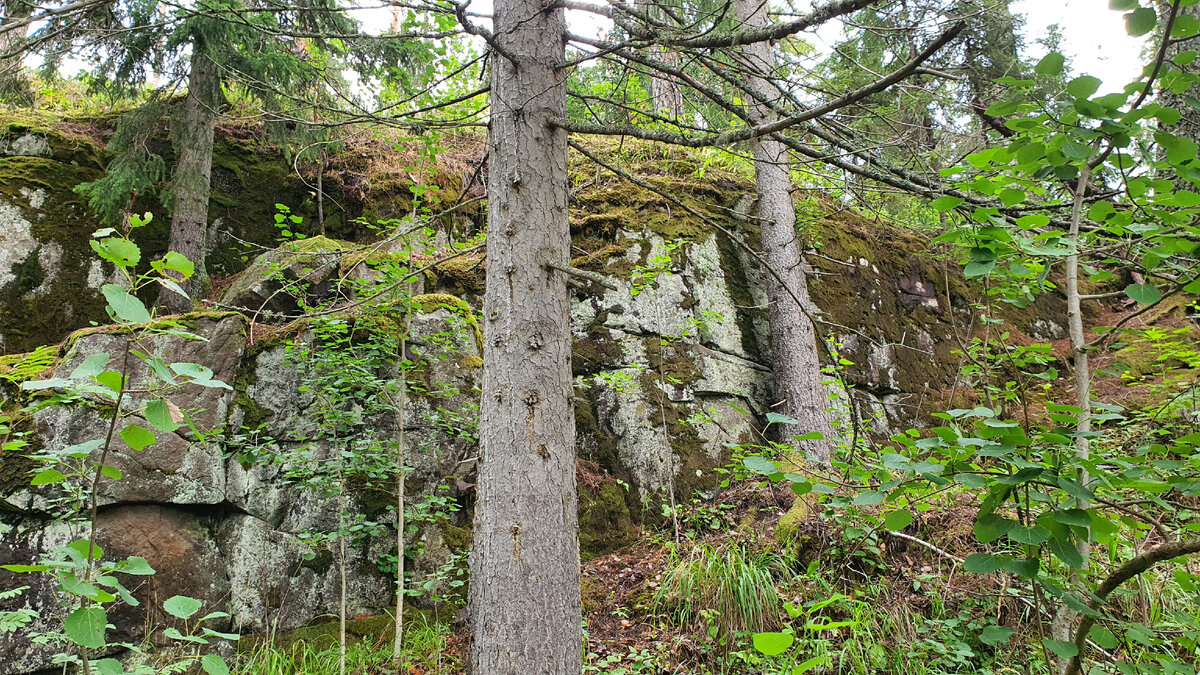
637,0,683,119
734,0,837,465
0,0,32,102
159,46,219,314
468,0,581,670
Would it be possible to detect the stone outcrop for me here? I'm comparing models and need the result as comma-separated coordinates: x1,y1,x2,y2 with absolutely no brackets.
0,112,1069,673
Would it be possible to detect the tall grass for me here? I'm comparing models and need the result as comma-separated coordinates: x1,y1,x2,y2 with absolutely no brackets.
232,619,453,675
654,542,792,636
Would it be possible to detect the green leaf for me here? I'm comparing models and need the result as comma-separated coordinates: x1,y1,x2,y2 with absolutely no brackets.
1124,283,1162,305
1125,7,1157,36
201,654,231,675
980,624,1014,646
1043,639,1079,659
854,491,885,506
101,284,151,324
793,431,825,441
95,371,123,394
1008,524,1051,546
752,631,794,656
765,412,799,425
100,466,122,481
963,553,1003,574
1066,76,1102,100
884,509,914,531
93,659,125,675
158,252,195,279
999,188,1026,206
930,196,964,212
120,556,155,575
1048,535,1085,569
70,354,111,380
90,238,141,268
119,425,156,452
1035,52,1065,77
1088,625,1119,650
791,656,829,675
743,456,779,476
30,469,66,486
144,400,180,433
64,606,107,649
163,595,203,620
964,260,996,278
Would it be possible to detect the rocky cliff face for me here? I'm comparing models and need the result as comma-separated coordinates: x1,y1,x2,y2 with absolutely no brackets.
0,114,1063,673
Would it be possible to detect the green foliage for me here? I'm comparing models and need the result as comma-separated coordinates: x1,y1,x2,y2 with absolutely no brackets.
654,543,792,638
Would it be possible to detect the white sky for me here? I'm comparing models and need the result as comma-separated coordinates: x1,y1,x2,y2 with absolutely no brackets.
363,0,1152,93
1014,0,1149,93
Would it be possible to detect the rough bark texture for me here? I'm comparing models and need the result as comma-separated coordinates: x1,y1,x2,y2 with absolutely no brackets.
636,1,683,119
160,46,219,314
0,0,31,101
734,0,837,464
467,0,581,670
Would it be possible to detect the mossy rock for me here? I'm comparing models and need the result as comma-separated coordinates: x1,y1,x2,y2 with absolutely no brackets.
578,477,639,561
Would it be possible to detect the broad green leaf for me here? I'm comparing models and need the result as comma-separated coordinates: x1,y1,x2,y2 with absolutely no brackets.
999,188,1025,206
1088,625,1119,649
144,400,180,433
90,238,140,268
120,557,155,575
752,631,794,656
1043,639,1079,659
31,469,66,486
930,196,964,212
793,431,825,441
201,654,231,675
765,412,799,426
1124,283,1162,305
70,354,111,380
119,425,156,452
884,509,914,531
64,606,107,649
743,456,779,476
1035,52,1065,77
95,371,123,394
1048,535,1085,569
1008,524,1051,546
158,252,195,279
1125,7,1157,36
93,659,125,675
100,466,122,481
980,624,1014,646
1066,76,1102,100
163,595,203,619
963,553,1003,574
854,491,885,506
101,285,151,324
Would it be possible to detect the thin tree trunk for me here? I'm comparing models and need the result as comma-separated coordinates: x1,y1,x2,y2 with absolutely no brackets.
637,0,683,119
1050,150,1095,672
468,0,581,668
392,318,407,665
159,46,219,314
734,0,837,465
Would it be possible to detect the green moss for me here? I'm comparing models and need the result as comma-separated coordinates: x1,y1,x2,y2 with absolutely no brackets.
411,293,483,353
233,366,273,432
244,614,402,653
440,522,471,551
572,326,624,377
578,478,638,561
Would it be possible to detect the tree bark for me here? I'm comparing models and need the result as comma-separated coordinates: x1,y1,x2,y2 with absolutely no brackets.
0,0,32,102
468,0,581,670
159,45,219,314
1050,147,1096,673
734,0,837,465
